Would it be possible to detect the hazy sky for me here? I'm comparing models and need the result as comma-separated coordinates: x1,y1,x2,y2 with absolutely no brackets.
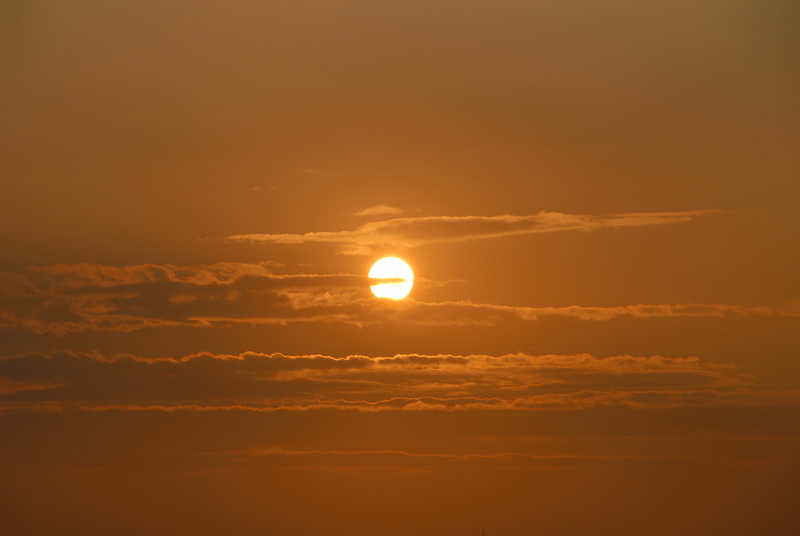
2,2,799,535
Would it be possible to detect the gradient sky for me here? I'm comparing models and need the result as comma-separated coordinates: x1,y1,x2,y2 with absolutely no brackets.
2,2,799,535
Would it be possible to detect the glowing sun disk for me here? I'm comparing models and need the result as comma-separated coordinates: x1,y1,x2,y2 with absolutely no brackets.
369,257,414,299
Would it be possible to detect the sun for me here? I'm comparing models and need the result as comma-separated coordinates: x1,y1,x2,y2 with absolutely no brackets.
369,257,414,299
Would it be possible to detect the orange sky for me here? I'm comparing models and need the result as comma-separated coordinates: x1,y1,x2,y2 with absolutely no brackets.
2,2,799,535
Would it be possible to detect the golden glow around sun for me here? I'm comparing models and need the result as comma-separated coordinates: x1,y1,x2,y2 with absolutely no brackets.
369,257,414,299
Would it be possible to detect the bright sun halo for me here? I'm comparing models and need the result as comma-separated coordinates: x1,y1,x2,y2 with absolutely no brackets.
369,257,414,299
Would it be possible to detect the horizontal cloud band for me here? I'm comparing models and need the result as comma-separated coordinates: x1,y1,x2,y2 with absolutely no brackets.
1,262,795,335
227,210,721,255
2,350,794,413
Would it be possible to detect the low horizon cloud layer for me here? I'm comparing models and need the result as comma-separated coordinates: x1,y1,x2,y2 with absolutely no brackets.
2,350,797,411
3,349,798,481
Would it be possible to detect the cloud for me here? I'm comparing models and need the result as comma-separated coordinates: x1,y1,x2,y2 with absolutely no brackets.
2,350,790,413
0,263,370,335
353,204,404,217
1,262,795,335
227,210,721,255
412,300,797,323
230,446,794,470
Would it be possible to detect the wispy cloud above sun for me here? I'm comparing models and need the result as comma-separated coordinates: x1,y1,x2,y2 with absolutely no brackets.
354,204,404,217
227,210,721,255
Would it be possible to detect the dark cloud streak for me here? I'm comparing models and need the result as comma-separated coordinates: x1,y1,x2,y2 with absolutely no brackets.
2,262,794,336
